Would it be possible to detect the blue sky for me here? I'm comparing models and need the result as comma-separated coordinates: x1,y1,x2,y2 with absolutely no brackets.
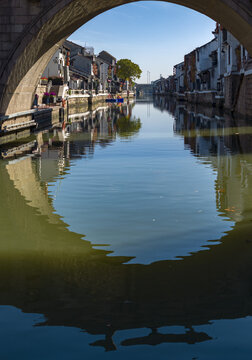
68,1,215,83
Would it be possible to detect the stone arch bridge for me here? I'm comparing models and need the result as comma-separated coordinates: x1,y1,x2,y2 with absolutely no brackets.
0,0,252,116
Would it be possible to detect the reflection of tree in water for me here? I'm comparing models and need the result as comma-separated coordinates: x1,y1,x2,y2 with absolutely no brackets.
114,115,141,139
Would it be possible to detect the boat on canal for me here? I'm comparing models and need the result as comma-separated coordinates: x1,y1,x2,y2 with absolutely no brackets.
105,98,124,103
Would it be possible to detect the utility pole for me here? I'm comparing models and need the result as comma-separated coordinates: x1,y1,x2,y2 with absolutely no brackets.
147,71,150,84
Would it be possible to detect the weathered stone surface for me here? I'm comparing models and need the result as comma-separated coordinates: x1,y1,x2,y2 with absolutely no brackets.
224,74,241,109
236,74,252,117
0,0,252,115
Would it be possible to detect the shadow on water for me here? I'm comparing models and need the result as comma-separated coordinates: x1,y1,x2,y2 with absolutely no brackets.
1,100,252,351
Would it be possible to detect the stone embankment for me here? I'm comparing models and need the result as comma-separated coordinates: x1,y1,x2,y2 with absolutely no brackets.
0,91,135,145
167,73,252,118
68,90,134,114
0,107,66,145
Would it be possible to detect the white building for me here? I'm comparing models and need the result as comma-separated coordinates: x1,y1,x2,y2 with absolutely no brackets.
174,62,184,93
97,51,117,93
42,45,70,82
195,38,218,91
213,25,239,94
213,24,250,93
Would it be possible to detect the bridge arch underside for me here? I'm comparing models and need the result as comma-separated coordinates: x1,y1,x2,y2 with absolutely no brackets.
0,0,252,115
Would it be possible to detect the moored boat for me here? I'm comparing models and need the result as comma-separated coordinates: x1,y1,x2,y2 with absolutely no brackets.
106,98,124,103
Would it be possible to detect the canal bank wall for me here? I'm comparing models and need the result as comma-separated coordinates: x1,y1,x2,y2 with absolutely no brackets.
227,73,252,117
0,107,66,145
67,91,135,114
166,78,252,118
157,72,252,118
0,91,135,145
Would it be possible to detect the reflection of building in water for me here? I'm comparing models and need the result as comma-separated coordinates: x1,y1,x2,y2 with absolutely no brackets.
67,103,140,146
212,154,252,223
157,98,252,224
0,103,139,168
176,111,227,157
153,95,177,114
1,102,138,182
0,140,37,159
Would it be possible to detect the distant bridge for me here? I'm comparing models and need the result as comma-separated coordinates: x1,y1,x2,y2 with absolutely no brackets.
136,84,154,96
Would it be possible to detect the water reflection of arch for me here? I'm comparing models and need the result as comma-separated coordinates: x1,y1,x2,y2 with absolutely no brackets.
2,128,252,351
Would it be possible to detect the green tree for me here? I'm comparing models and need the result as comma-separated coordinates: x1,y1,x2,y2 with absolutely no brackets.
117,59,142,83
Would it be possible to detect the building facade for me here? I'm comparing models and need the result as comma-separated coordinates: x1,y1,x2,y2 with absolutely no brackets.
153,23,252,117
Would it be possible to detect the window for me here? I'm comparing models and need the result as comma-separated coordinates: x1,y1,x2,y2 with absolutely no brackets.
222,29,227,42
212,51,218,66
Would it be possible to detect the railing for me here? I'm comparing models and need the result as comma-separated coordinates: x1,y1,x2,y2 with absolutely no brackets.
68,89,89,95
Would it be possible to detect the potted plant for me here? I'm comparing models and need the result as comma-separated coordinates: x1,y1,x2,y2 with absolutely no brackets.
42,92,50,105
50,92,57,104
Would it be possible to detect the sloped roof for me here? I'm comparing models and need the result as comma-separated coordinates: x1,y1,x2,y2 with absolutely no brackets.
98,50,116,64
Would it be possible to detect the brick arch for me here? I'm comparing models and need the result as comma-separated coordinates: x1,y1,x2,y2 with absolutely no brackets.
0,0,252,115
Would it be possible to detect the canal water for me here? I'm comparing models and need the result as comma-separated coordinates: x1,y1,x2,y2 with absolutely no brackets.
1,98,252,358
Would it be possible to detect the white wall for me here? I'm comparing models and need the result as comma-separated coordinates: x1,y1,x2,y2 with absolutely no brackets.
42,49,66,78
